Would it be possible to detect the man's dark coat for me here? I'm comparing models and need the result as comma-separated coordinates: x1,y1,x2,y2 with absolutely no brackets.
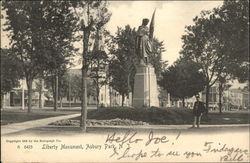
193,101,206,116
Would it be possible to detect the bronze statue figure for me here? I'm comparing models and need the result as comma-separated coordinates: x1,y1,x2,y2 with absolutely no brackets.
136,18,152,65
136,10,155,65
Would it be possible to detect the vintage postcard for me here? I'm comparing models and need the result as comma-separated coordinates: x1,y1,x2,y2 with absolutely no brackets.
1,1,249,162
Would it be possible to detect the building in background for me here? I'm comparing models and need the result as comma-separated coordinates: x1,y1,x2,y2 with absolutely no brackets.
3,69,249,110
55,69,131,107
3,79,46,108
171,82,249,110
201,83,249,110
224,87,249,110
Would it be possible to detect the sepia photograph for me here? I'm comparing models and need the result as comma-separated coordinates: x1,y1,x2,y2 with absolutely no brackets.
1,0,249,162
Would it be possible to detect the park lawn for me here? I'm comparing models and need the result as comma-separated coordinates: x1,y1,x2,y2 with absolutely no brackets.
1,107,249,126
71,107,250,125
1,108,79,125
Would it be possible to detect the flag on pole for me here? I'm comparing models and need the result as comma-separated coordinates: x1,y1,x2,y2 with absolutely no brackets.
149,9,156,40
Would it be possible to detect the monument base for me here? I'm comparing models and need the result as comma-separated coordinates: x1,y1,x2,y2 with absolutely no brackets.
133,64,159,108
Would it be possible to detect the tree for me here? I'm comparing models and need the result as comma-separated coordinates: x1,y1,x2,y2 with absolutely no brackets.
158,88,169,107
181,0,249,112
46,72,96,107
89,50,109,108
0,49,22,109
181,10,229,112
34,79,43,108
58,73,71,108
70,74,82,103
108,60,132,107
214,0,249,113
108,25,137,106
89,16,110,108
3,1,45,112
3,1,77,112
159,58,206,107
149,38,167,78
217,0,249,82
40,1,78,111
72,1,111,131
209,1,248,113
217,77,233,113
44,68,69,110
108,25,166,106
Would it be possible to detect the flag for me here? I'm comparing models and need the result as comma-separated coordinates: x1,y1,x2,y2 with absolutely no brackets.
149,9,156,40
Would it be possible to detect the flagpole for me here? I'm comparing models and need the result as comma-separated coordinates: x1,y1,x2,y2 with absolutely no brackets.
149,9,156,40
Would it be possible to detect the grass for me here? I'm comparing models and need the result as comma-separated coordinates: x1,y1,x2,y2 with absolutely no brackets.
1,106,249,126
81,107,250,125
1,108,79,125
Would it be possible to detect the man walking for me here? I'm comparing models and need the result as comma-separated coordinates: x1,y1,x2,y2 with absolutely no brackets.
192,94,206,128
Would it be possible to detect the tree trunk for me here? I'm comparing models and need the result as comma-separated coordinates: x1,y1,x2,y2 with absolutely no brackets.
121,94,125,107
27,78,33,113
58,81,63,109
95,28,100,109
1,94,4,110
39,89,42,109
68,75,71,108
60,96,63,109
38,79,42,108
80,66,88,131
109,86,112,107
218,80,223,114
54,75,58,111
51,76,55,108
205,83,210,115
182,97,185,108
80,28,90,132
131,91,134,107
80,6,94,131
96,83,100,109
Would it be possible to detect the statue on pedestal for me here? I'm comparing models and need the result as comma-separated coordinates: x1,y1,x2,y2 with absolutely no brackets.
133,10,159,108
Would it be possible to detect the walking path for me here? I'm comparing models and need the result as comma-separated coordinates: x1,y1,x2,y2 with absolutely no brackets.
1,113,80,135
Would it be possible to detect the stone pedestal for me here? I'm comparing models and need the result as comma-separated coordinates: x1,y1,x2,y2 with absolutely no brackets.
133,64,159,108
